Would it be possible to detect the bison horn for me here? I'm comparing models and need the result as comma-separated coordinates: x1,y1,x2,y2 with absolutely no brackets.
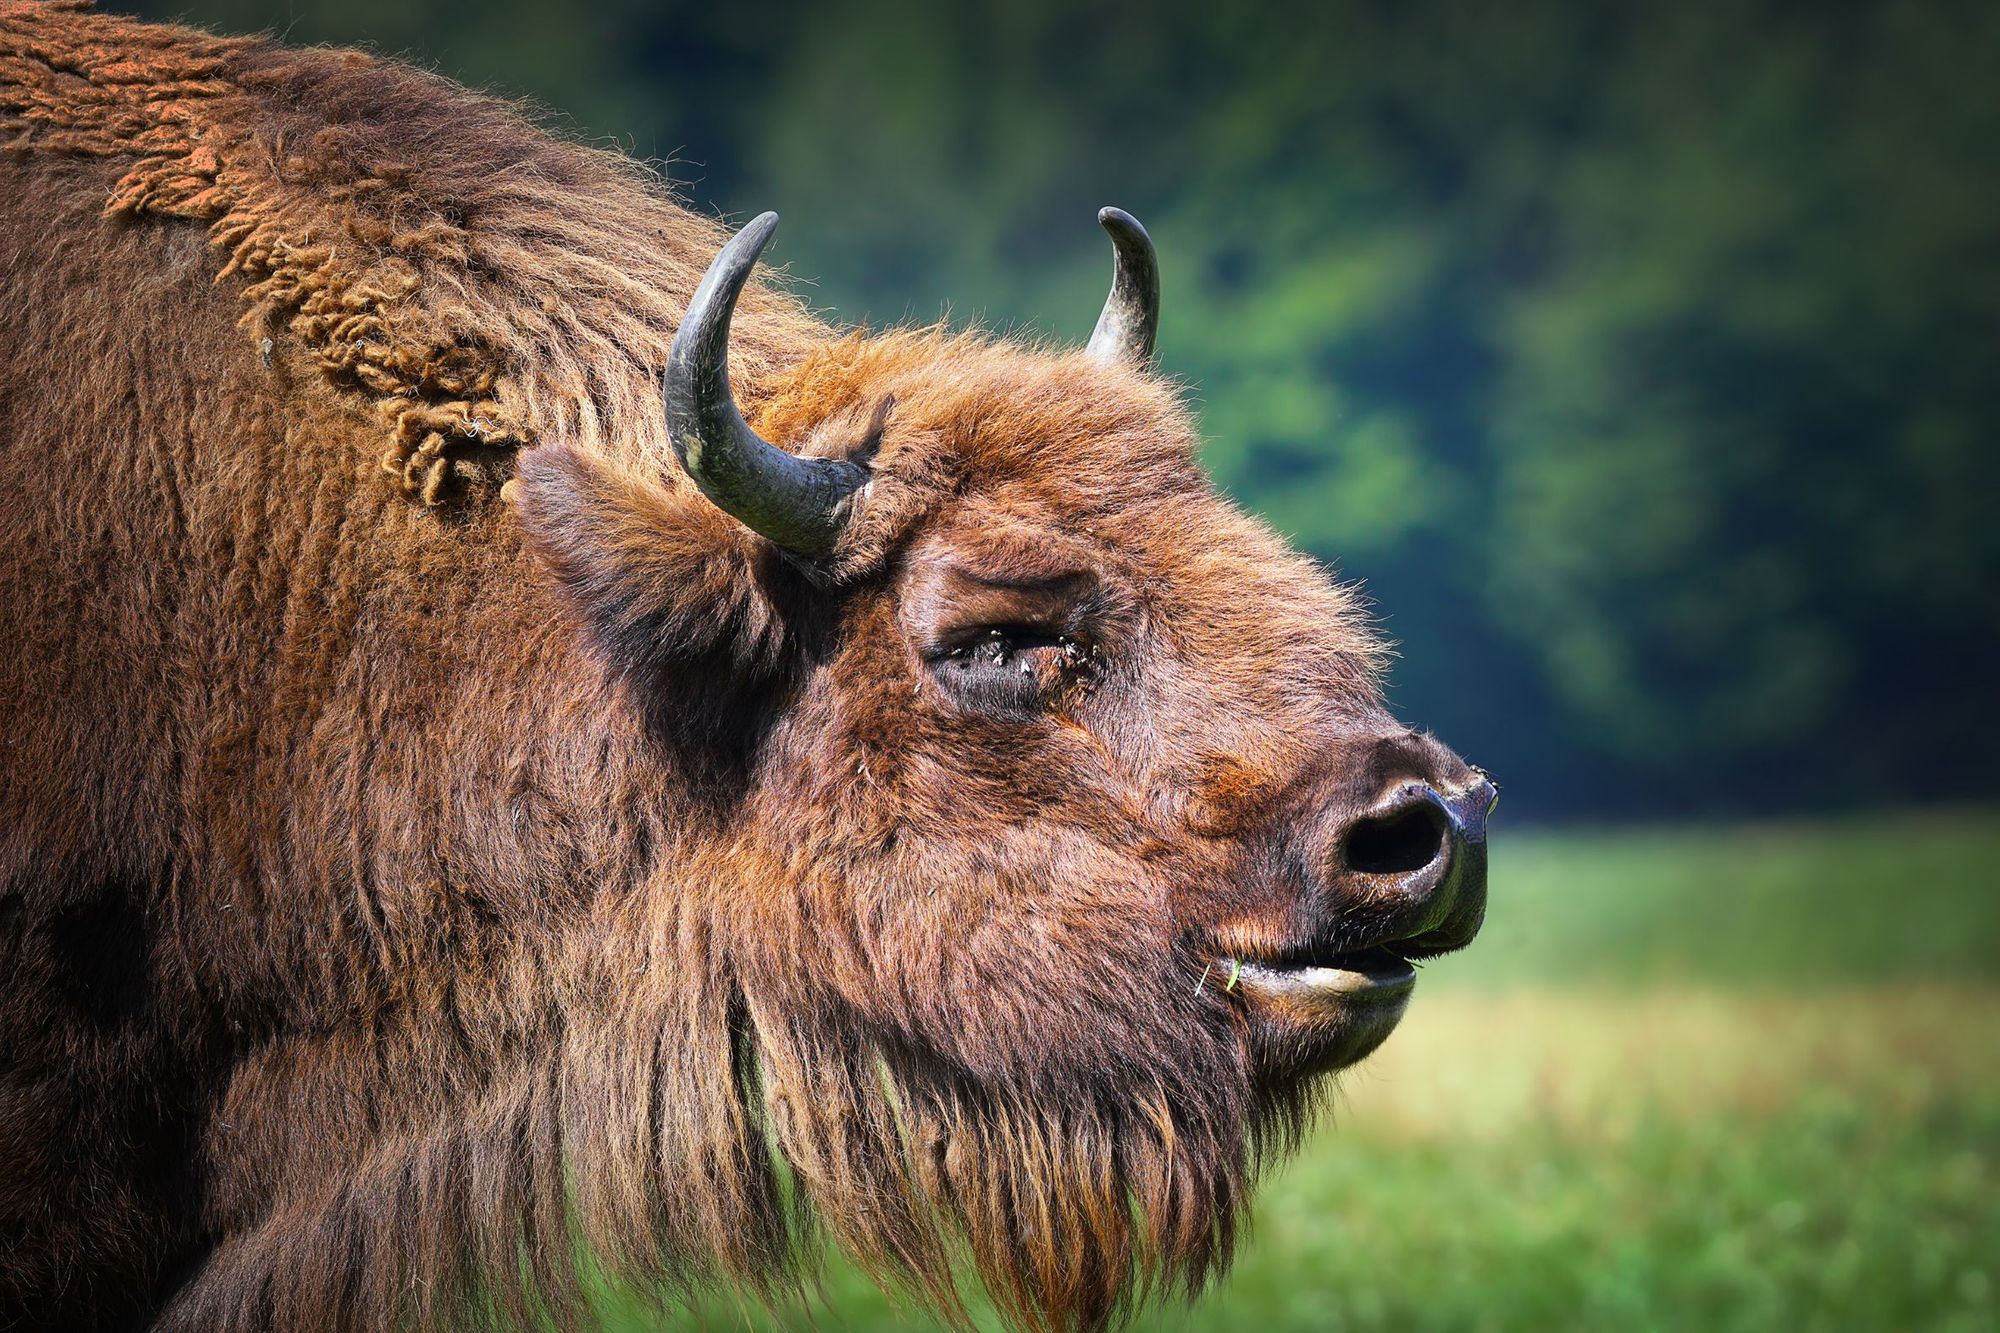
664,212,867,557
1085,206,1160,367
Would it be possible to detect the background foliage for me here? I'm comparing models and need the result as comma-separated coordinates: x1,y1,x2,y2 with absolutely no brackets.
125,0,1999,820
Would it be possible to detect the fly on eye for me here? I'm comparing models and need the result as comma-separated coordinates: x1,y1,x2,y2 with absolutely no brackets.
926,625,1094,714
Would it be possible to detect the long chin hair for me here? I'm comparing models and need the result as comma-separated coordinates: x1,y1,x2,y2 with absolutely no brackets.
155,912,1323,1333
750,1002,1280,1333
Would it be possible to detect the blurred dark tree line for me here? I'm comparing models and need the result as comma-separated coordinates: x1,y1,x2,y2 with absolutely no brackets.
123,0,1999,820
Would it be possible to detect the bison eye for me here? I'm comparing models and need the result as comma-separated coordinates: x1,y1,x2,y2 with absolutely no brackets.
926,626,1092,715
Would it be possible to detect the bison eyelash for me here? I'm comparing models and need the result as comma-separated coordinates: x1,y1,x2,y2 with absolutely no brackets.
930,627,1091,667
926,628,1098,709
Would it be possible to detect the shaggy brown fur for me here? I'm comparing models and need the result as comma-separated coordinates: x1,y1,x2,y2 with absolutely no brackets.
0,5,1484,1332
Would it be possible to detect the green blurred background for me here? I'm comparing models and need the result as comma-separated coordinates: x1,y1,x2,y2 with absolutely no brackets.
119,1,2000,1328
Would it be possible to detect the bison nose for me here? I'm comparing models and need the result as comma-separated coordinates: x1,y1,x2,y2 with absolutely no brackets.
1333,774,1496,953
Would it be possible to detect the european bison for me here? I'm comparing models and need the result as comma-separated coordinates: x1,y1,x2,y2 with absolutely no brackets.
0,4,1492,1330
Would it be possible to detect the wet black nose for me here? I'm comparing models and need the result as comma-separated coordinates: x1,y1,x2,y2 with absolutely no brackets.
1334,775,1496,952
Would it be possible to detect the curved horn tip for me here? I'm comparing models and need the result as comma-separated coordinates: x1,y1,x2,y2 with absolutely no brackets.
1087,204,1161,368
739,210,780,251
1097,205,1145,238
663,210,867,558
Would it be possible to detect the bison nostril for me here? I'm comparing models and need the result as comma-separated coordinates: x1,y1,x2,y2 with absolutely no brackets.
1342,799,1449,877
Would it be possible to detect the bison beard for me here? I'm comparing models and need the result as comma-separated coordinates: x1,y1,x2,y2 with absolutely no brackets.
0,5,1485,1332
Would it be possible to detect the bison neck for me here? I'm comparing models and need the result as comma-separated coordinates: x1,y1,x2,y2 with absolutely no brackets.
0,148,782,1327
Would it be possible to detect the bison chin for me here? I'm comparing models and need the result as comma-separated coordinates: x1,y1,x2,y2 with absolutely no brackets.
742,983,1311,1333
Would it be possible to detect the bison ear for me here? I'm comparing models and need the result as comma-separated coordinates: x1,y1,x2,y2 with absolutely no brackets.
512,444,794,687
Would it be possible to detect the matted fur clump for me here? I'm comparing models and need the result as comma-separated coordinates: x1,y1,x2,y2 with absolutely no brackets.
0,0,821,504
0,5,1487,1333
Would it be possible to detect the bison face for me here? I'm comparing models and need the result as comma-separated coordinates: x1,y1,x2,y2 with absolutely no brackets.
517,210,1490,1326
734,358,1494,1092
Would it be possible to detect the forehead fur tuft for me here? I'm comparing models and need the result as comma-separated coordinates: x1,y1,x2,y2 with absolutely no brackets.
752,328,1211,581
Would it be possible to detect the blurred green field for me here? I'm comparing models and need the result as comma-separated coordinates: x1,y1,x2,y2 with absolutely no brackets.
616,810,2000,1331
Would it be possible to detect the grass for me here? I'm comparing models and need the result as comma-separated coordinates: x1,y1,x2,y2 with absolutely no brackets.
603,809,2000,1331
1439,809,2000,989
1176,986,1997,1333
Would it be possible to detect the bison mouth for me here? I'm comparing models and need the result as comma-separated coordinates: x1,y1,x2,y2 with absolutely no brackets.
1232,944,1416,999
1218,944,1417,1077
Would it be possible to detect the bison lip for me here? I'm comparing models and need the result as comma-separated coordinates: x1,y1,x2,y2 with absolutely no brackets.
1223,945,1417,1077
1230,945,1416,1000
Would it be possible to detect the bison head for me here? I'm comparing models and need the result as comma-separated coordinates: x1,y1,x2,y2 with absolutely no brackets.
513,209,1491,1330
